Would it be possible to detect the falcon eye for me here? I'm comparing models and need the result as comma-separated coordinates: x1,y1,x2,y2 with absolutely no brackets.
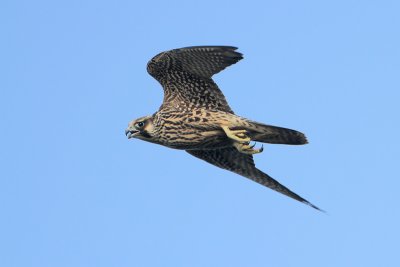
136,121,145,128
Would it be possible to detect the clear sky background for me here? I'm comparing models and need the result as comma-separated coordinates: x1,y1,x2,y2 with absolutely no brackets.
1,0,399,266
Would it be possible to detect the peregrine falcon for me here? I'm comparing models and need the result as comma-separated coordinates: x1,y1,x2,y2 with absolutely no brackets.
126,46,321,211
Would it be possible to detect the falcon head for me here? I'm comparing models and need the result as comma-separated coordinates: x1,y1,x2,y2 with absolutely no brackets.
125,115,154,140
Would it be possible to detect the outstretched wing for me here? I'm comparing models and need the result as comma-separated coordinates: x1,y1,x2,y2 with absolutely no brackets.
147,46,243,113
186,148,322,211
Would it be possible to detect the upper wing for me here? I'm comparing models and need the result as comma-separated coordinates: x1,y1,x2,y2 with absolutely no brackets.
186,148,322,211
147,46,243,113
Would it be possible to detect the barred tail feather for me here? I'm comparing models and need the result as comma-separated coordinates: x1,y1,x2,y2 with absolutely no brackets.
244,121,308,145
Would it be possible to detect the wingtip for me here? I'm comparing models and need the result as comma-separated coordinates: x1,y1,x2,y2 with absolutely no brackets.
304,201,325,213
178,45,242,55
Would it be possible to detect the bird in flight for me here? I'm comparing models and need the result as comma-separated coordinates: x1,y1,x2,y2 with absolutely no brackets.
126,46,321,211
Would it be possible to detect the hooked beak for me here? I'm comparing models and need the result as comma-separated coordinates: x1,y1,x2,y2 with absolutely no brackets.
125,128,139,139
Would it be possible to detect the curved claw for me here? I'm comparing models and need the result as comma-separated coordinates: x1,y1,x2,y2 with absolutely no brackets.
233,142,264,155
250,142,257,149
260,144,264,153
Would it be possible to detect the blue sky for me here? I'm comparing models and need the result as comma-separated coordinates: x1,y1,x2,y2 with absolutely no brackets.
1,0,399,266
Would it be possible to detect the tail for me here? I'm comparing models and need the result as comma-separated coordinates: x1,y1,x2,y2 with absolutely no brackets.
239,120,308,145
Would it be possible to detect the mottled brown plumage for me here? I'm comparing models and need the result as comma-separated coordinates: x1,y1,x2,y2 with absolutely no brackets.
126,46,321,211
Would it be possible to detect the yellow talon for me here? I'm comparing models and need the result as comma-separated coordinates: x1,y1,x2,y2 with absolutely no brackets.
233,142,264,155
222,126,251,143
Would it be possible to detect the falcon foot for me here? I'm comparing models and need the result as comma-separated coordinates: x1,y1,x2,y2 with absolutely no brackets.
222,126,251,143
234,142,264,155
